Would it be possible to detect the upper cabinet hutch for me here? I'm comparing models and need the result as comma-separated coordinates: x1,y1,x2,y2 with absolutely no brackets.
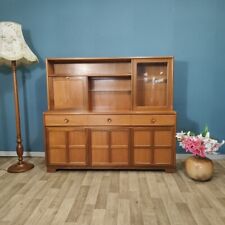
44,57,176,172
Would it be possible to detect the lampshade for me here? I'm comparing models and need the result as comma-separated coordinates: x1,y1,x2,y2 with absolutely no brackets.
0,21,38,66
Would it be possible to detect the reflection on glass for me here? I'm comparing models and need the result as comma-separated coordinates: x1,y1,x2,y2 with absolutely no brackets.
136,62,168,107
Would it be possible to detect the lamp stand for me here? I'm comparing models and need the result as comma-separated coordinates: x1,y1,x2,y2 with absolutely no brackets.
7,61,34,173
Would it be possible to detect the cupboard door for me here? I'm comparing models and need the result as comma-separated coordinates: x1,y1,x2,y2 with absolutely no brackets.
47,129,67,164
68,129,88,165
52,77,87,110
46,128,88,166
133,58,173,111
91,130,110,166
133,128,153,165
153,129,173,165
111,129,129,165
90,128,130,166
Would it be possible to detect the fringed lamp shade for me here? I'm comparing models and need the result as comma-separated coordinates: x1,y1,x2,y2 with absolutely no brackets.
0,21,38,65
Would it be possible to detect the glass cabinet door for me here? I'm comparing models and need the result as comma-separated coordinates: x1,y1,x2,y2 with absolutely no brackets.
133,58,173,110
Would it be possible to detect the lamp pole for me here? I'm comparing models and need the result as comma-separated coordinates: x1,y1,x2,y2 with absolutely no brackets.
7,60,34,173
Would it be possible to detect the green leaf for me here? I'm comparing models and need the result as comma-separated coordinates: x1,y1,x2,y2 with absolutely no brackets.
202,125,208,137
189,131,195,136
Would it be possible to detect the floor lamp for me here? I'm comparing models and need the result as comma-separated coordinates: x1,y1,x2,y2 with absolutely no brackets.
0,22,38,173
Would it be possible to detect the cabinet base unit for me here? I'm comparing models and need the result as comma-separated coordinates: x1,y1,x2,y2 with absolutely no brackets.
44,57,176,172
44,113,176,172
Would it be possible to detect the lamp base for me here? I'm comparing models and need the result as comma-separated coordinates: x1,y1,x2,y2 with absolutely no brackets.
7,161,34,173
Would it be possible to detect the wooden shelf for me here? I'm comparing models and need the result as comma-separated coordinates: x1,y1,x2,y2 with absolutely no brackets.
89,89,131,92
49,73,132,77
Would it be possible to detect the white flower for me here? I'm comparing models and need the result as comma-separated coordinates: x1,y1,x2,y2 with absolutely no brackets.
176,129,224,157
176,131,186,140
205,132,210,138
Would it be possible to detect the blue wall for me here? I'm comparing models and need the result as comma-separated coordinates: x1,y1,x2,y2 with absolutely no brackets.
0,0,225,154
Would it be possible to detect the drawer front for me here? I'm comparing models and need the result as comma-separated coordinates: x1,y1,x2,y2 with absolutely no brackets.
131,115,176,126
45,114,175,126
45,115,88,126
88,115,131,126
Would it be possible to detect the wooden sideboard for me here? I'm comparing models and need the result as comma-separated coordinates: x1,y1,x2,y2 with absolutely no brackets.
44,57,176,172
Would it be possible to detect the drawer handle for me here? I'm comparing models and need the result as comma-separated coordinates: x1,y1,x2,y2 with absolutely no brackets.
151,118,156,124
64,118,69,123
107,118,112,123
66,76,71,80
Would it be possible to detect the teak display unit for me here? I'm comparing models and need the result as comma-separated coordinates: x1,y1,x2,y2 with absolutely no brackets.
44,57,176,172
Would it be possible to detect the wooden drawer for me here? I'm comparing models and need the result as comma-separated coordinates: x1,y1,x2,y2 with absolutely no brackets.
131,115,176,126
45,114,175,126
88,115,131,126
45,114,88,126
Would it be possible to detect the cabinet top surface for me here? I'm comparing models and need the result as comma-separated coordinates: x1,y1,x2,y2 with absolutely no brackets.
46,56,174,62
44,110,176,115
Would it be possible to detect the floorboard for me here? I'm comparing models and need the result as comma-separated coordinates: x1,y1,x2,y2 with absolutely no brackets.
0,157,225,225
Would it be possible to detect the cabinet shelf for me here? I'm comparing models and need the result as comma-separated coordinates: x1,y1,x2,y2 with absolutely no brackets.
138,77,167,84
49,73,132,77
89,89,131,92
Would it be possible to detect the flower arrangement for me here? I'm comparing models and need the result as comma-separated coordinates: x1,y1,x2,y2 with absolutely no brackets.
176,127,224,158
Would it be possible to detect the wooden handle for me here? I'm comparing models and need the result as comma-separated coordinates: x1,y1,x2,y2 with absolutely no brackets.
151,118,156,124
64,118,69,123
107,118,112,123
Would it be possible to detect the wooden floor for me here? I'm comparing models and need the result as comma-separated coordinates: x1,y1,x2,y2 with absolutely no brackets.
0,157,225,225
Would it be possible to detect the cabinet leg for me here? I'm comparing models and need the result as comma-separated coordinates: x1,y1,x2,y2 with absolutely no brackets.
47,167,56,173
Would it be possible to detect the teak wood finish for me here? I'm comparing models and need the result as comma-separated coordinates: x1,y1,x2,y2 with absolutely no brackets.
7,61,34,173
44,57,176,172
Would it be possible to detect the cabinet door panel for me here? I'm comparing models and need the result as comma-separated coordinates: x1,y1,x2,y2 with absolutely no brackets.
133,129,152,165
111,130,129,165
111,148,128,165
153,128,173,165
154,148,172,164
133,129,152,146
49,149,67,163
70,149,86,165
154,130,172,146
47,128,88,165
91,130,109,165
111,130,129,145
47,130,67,164
136,62,168,107
92,148,109,165
69,130,87,165
91,130,108,146
91,129,129,166
52,77,87,110
134,148,152,165
133,58,173,111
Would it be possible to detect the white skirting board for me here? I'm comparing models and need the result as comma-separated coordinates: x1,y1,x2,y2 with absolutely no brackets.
0,151,45,157
0,151,225,159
